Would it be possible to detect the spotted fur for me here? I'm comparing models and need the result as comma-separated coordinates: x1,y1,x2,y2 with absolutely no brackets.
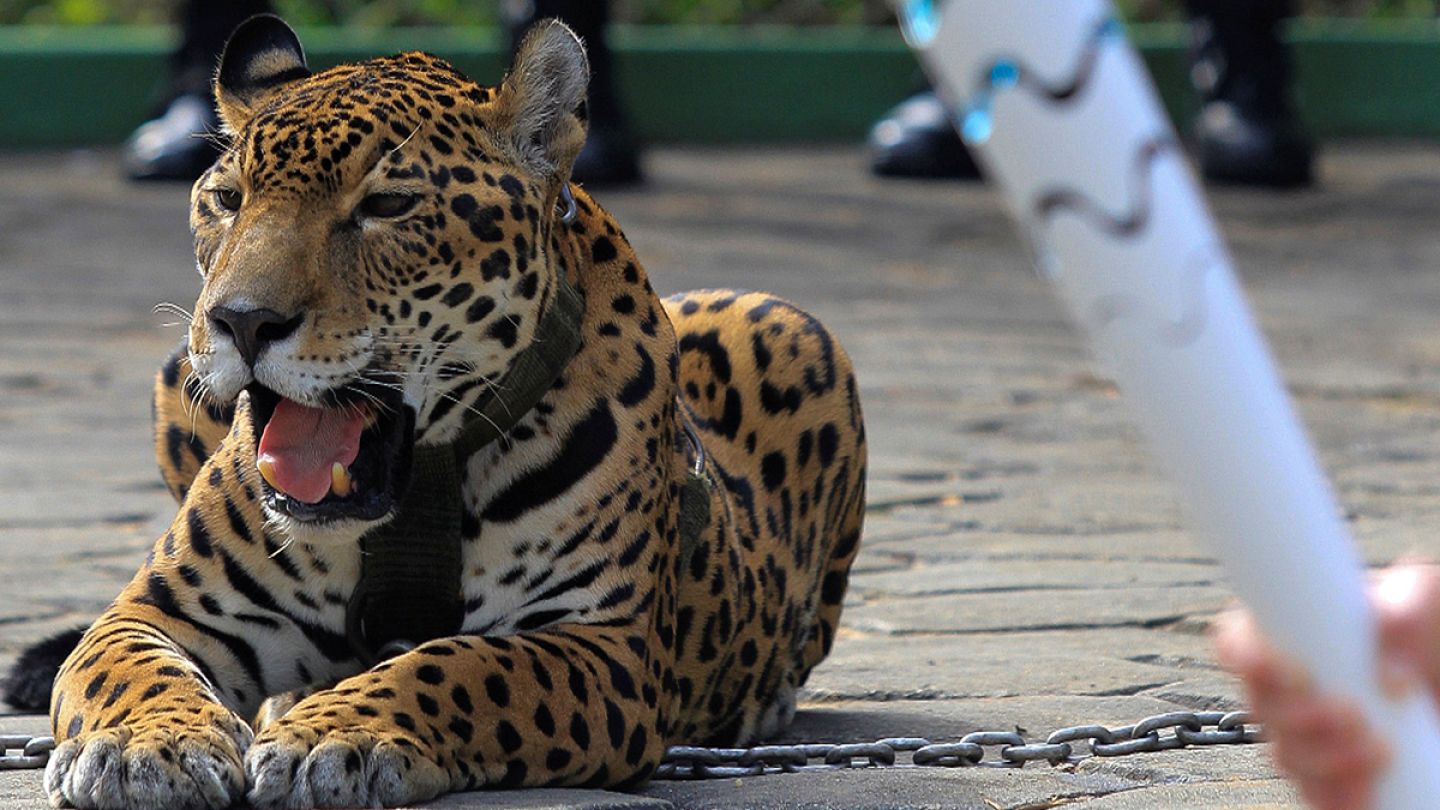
45,16,864,809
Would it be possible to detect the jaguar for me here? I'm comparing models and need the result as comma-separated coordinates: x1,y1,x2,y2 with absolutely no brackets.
28,14,866,808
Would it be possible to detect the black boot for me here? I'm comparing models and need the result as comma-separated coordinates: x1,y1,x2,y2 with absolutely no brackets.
1186,1,1314,188
124,0,273,182
867,90,981,180
506,0,642,187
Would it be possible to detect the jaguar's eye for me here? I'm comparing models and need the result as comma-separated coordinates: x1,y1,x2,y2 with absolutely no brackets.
213,188,243,212
359,192,420,219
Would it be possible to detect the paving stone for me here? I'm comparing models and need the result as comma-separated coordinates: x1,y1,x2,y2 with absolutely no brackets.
0,715,45,734
864,528,1219,564
1074,744,1280,786
1062,779,1300,808
781,696,1213,743
802,628,1227,701
0,771,43,810
416,790,675,809
849,558,1221,598
843,585,1228,635
0,527,154,631
641,767,1144,810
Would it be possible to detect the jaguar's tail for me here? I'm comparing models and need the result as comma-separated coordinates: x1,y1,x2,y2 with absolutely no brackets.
3,627,86,712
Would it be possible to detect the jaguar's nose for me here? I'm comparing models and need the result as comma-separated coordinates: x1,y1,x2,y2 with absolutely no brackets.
207,305,304,368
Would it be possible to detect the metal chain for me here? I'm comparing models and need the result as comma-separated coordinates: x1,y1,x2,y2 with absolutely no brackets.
0,711,1259,776
653,710,1261,780
0,735,54,771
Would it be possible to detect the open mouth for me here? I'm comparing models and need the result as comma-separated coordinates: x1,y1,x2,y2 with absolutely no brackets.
247,382,415,524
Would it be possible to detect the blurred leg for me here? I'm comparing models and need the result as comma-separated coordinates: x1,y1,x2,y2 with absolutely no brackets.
866,88,981,180
172,0,274,97
125,0,274,182
1184,0,1314,187
506,0,643,186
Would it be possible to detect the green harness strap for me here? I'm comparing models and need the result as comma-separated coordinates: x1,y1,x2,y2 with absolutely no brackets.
345,443,466,662
345,276,585,664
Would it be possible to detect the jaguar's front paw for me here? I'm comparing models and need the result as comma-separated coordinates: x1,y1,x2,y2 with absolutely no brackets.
245,724,448,809
45,721,250,810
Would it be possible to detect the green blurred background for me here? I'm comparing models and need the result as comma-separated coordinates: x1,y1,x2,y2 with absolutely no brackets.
3,0,1440,147
3,0,1437,26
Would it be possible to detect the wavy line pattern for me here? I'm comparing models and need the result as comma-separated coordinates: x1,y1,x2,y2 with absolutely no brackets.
1087,242,1225,348
1034,135,1178,237
1030,135,1214,347
960,16,1124,144
950,10,1215,346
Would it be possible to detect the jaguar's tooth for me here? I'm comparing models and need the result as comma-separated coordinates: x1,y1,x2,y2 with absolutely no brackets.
331,462,353,498
257,457,280,489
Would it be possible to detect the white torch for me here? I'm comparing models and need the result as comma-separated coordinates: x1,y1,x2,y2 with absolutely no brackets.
897,0,1440,803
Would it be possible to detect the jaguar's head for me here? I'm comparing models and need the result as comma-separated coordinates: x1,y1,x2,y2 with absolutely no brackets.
186,15,589,536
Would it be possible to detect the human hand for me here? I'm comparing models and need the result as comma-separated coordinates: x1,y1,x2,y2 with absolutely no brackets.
1212,563,1440,810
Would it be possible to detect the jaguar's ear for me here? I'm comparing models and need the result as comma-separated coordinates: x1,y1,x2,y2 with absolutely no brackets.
214,14,311,132
492,20,590,184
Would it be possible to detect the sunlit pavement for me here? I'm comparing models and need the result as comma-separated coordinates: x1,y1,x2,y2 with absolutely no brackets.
8,143,1440,807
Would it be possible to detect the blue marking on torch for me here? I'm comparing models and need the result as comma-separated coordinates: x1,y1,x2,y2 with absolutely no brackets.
898,0,939,48
957,15,1125,147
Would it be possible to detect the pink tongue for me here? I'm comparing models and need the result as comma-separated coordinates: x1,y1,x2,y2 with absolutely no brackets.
257,399,366,504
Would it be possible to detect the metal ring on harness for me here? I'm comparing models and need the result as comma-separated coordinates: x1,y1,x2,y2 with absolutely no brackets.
560,185,578,225
345,577,419,665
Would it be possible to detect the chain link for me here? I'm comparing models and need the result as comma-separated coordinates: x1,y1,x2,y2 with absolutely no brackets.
653,710,1261,780
0,711,1260,777
0,735,54,771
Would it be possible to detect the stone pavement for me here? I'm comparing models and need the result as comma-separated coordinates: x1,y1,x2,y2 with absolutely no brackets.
5,142,1440,807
